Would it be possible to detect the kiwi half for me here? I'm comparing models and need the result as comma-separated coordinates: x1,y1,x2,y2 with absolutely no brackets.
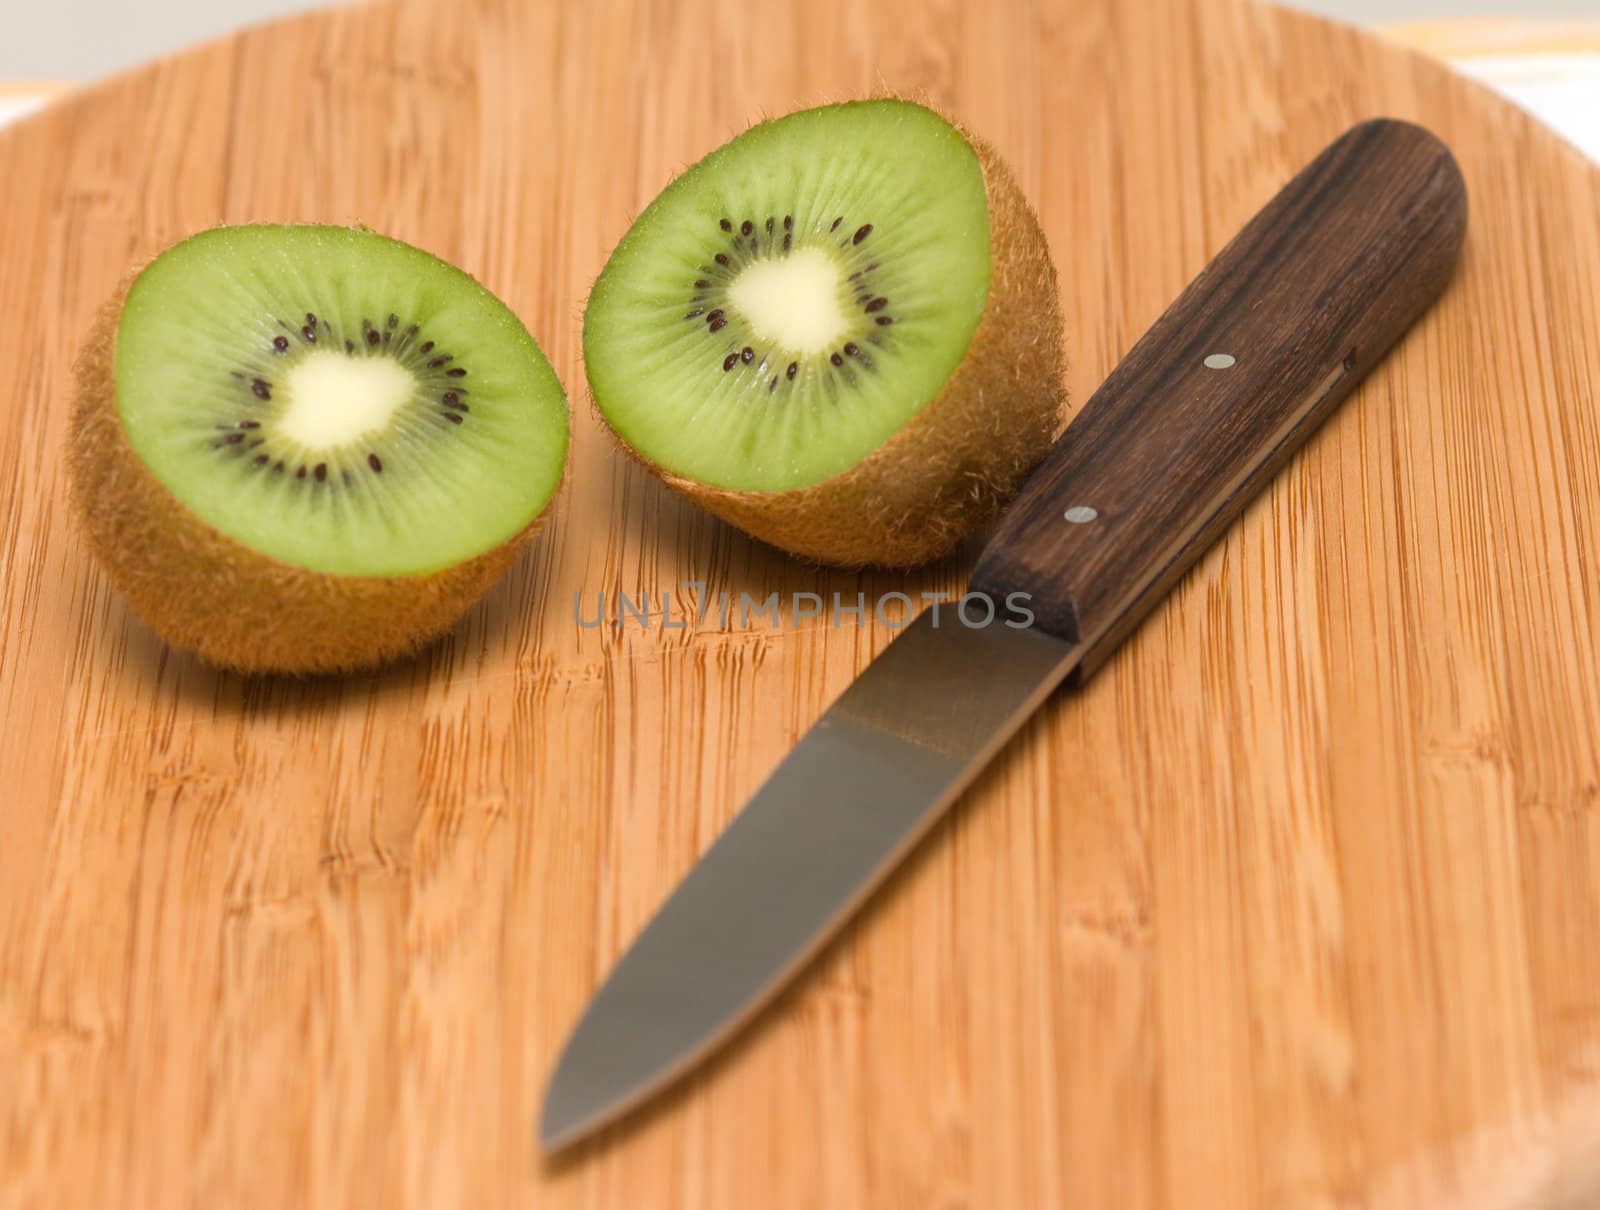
69,225,569,674
583,98,1064,567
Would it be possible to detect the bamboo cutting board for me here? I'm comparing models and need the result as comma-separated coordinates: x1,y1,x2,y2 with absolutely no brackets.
2,0,1599,1206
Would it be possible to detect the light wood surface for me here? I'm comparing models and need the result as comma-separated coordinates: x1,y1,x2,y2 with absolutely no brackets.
1,0,1598,1207
1383,17,1600,57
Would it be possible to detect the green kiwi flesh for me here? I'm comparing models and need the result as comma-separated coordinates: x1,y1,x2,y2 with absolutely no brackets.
583,98,1065,566
115,226,568,574
586,100,991,492
70,225,569,672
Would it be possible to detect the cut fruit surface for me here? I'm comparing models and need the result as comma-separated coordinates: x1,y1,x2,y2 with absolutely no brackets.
585,99,994,493
69,224,570,673
115,225,568,576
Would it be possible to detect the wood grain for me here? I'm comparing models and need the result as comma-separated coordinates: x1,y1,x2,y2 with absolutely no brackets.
973,118,1466,669
0,0,1597,1207
1383,17,1600,57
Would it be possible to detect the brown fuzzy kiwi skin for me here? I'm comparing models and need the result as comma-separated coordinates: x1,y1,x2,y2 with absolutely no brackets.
68,275,554,676
595,117,1066,569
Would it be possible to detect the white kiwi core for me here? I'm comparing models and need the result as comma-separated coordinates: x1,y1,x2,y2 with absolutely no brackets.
278,350,416,449
727,246,851,355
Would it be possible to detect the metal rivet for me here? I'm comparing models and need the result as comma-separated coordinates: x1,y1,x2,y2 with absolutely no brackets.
1204,352,1236,370
1064,506,1098,524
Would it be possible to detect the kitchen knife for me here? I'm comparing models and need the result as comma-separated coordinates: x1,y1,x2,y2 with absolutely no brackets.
542,118,1468,1151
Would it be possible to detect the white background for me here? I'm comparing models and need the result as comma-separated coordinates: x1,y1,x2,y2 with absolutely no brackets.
5,0,1600,82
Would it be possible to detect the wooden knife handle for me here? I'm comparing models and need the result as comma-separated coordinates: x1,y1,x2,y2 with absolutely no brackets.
969,118,1467,680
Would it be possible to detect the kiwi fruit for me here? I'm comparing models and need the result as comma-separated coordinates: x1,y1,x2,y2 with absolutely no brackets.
68,225,569,674
583,98,1064,567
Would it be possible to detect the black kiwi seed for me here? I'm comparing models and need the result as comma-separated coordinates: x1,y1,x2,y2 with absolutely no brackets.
830,352,843,367
366,328,380,346
345,340,356,353
224,432,245,445
441,411,463,425
694,279,711,289
314,463,328,482
272,335,289,353
783,215,793,230
740,220,754,236
786,362,798,379
305,312,317,325
685,308,704,319
251,379,272,400
723,354,739,372
782,233,792,251
302,325,317,343
446,367,466,378
240,420,261,430
386,314,398,330
852,224,872,245
741,347,754,364
296,466,307,479
876,316,894,326
865,297,888,312
765,217,775,233
769,377,778,392
273,461,285,473
844,342,859,356
429,356,450,368
708,317,727,333
720,218,733,232
419,341,434,355
715,253,730,267
830,216,843,231
253,454,269,467
706,308,724,323
368,453,383,473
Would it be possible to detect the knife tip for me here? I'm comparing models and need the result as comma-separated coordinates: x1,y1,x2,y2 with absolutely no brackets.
538,1039,633,1154
537,1106,583,1154
538,1062,597,1154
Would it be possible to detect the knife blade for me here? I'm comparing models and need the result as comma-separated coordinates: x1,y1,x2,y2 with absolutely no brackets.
542,117,1468,1151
